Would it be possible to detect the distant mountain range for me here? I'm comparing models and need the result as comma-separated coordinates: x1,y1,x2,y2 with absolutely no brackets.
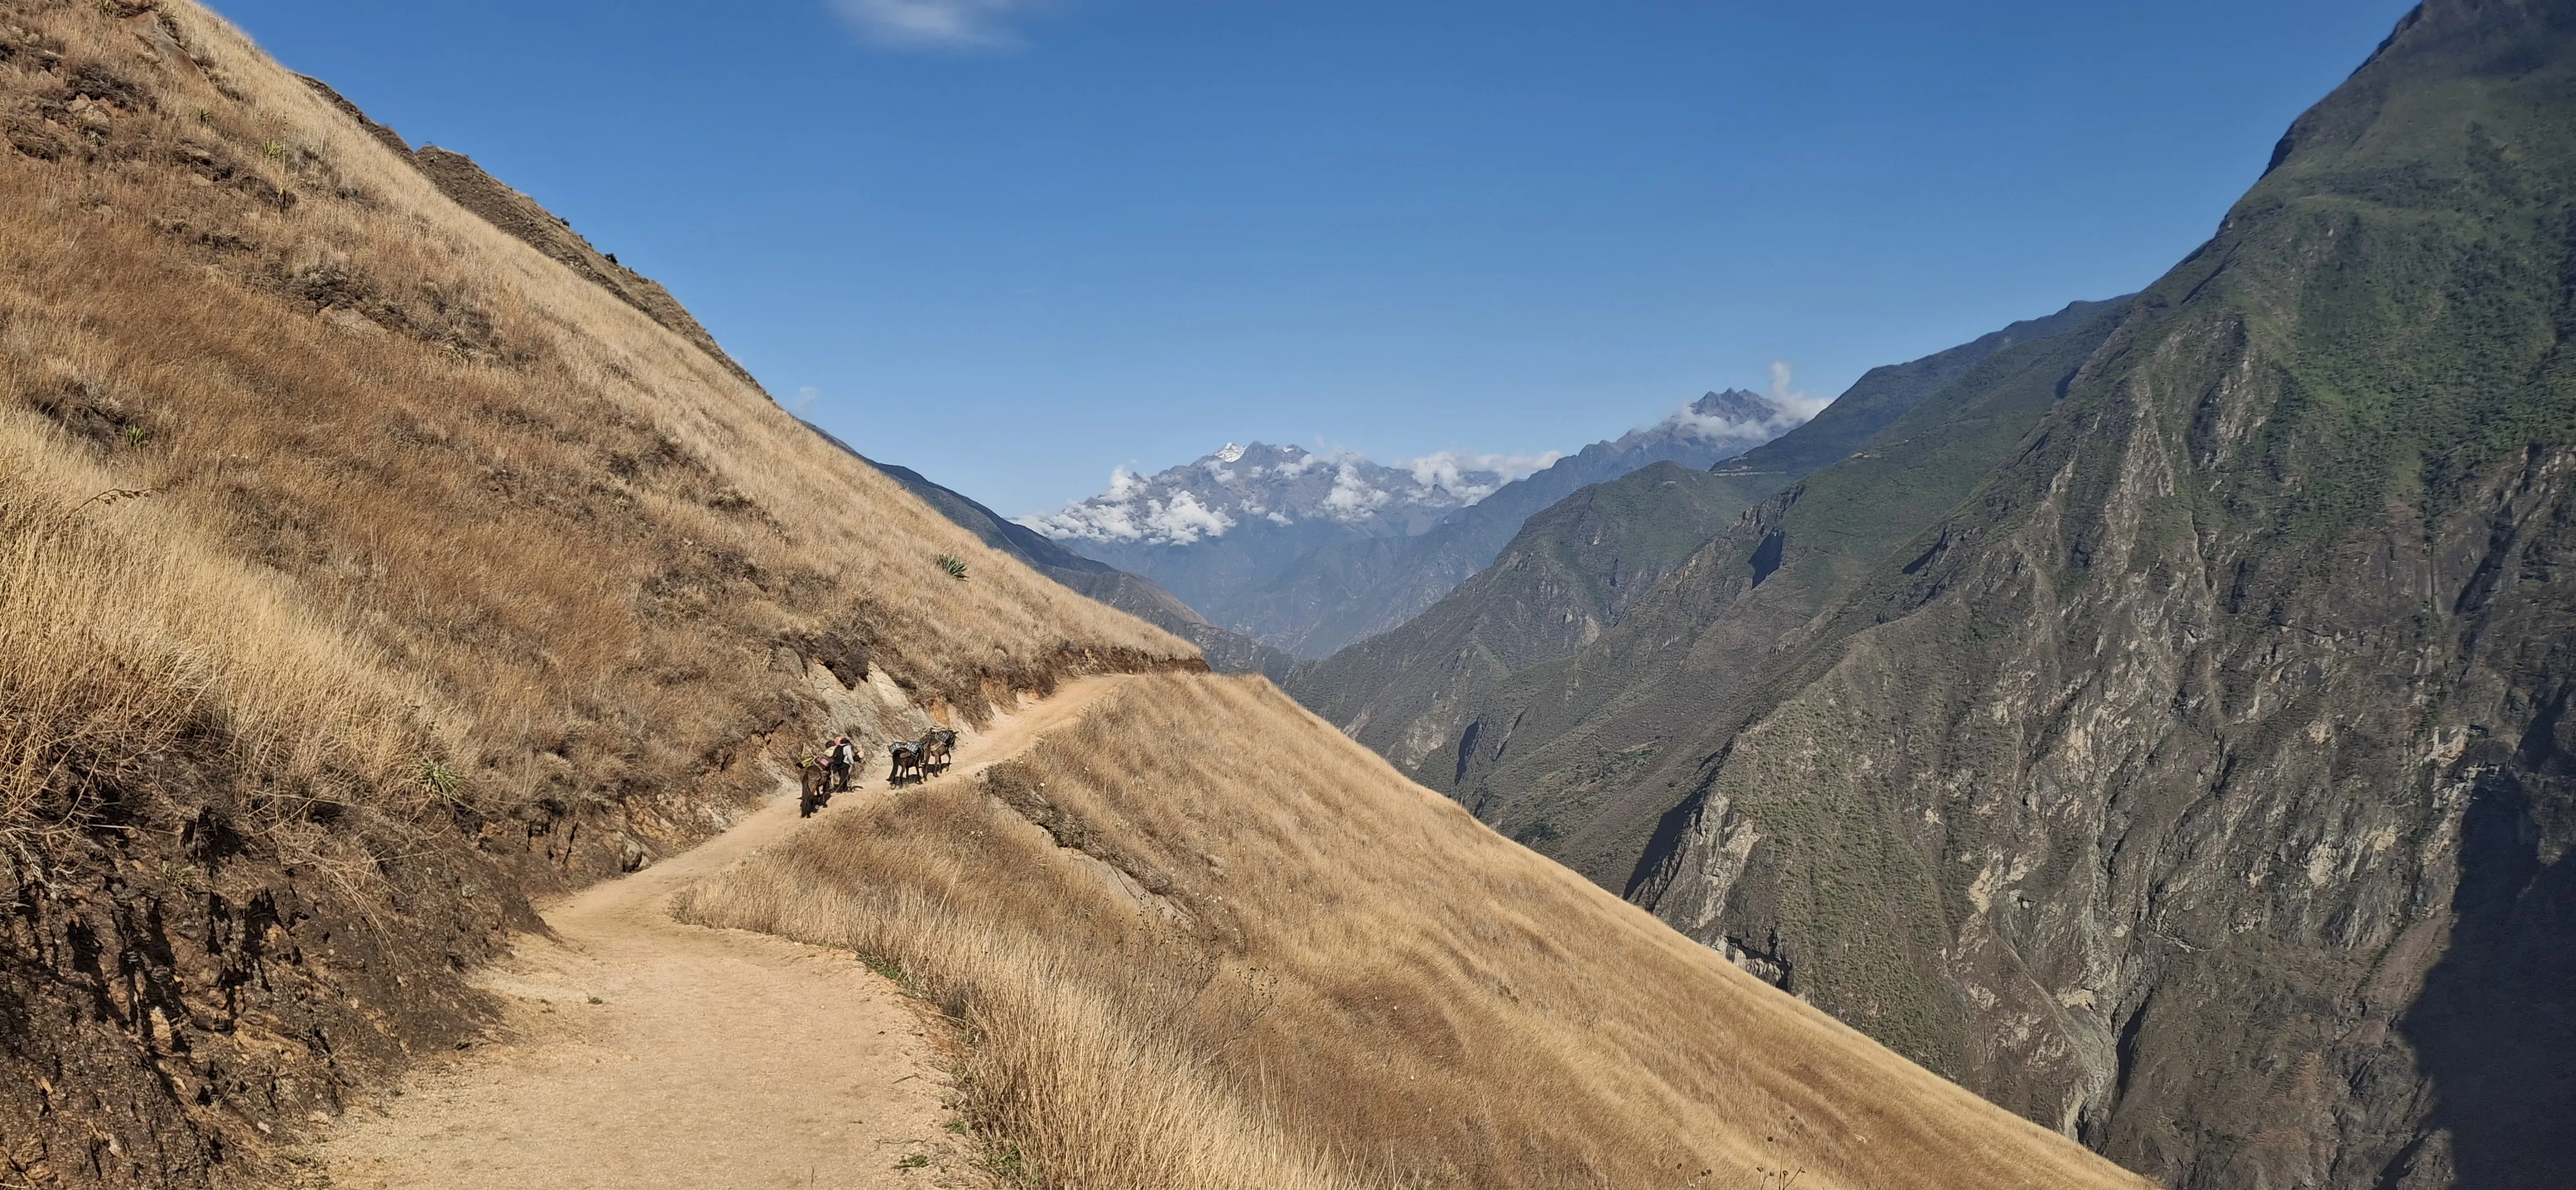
799,423,1299,682
1022,389,1800,655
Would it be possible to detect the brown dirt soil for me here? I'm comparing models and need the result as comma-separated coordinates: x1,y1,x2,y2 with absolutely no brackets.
302,678,1132,1190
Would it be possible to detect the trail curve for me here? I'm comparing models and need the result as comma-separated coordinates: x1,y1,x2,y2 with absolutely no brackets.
307,676,1133,1190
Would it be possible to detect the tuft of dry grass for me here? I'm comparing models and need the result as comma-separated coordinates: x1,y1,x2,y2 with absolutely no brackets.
683,673,2150,1190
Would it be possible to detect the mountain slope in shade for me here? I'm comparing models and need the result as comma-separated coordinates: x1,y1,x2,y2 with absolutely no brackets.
1222,388,1794,656
1285,297,2128,783
1438,4,2576,1187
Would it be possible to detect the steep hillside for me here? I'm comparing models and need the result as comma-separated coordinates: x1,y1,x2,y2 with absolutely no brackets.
1453,3,2576,1187
1227,389,1793,656
0,3,1189,1184
1287,298,2126,787
681,672,2150,1190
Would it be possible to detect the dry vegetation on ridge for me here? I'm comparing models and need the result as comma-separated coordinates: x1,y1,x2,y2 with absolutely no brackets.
682,673,2149,1190
0,1,1184,1183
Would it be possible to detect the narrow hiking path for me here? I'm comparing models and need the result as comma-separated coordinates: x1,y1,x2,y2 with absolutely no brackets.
306,676,1132,1190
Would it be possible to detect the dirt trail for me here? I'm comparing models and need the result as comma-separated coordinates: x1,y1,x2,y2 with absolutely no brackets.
308,677,1131,1190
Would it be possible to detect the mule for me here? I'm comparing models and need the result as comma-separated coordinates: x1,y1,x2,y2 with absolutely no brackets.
888,740,926,786
919,728,958,771
798,760,832,818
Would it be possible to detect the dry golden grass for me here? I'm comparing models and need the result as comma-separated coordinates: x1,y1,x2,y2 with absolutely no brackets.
683,673,2150,1190
0,0,1190,865
0,5,1189,1181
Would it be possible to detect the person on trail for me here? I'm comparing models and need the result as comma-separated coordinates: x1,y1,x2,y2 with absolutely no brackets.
829,735,856,792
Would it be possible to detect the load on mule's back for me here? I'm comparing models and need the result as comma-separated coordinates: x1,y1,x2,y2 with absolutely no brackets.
887,739,926,786
919,728,958,772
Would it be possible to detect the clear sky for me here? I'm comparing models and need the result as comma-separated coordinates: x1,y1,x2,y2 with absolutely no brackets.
212,0,2419,519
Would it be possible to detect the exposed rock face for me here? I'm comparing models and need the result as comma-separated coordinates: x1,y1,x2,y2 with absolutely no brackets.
1611,4,2576,1187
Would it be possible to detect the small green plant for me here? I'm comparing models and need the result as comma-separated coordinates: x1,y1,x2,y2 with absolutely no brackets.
894,1154,929,1169
264,139,285,158
122,424,150,448
936,553,968,581
981,1140,1027,1180
420,760,462,797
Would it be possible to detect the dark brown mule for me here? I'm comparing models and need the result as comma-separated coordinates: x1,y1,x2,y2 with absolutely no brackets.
797,760,832,818
888,741,926,786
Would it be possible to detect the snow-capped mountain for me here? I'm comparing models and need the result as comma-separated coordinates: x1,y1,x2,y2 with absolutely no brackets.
1020,390,1801,651
1020,443,1553,617
1023,443,1545,548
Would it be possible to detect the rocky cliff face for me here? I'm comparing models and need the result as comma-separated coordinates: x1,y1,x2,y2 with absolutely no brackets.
1620,4,2576,1187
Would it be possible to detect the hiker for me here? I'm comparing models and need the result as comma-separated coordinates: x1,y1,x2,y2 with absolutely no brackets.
829,734,856,791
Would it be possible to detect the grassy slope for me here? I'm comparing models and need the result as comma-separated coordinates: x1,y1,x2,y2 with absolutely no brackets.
684,672,2149,1190
0,2,1186,1184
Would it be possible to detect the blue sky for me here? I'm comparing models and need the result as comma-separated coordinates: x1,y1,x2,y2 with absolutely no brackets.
213,0,2418,518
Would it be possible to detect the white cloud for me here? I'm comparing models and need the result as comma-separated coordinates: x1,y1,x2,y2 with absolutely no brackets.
1768,360,1830,419
1399,449,1561,502
1666,406,1781,441
1321,463,1392,520
830,0,1049,50
1268,447,1345,479
790,385,821,415
1104,466,1146,500
1143,490,1234,543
